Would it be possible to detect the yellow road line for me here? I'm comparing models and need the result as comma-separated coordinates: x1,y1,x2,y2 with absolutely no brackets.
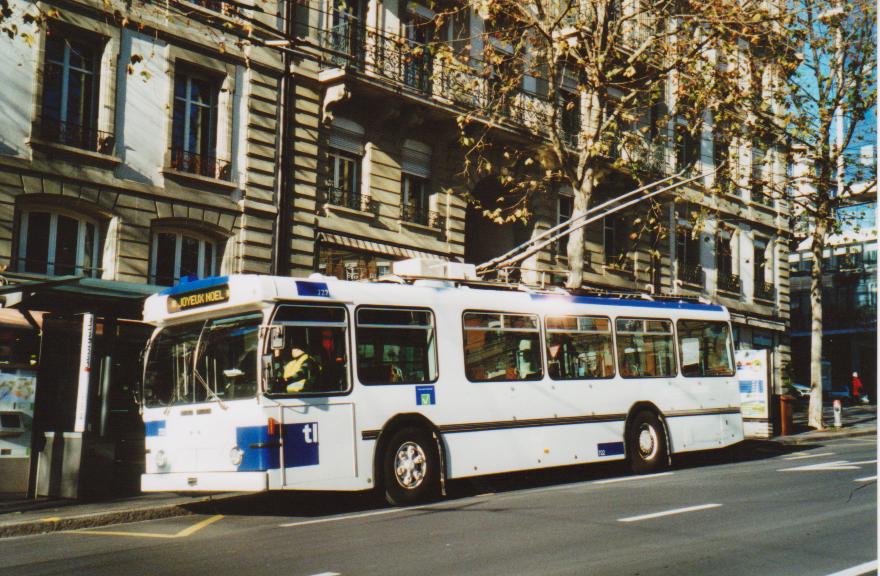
73,515,224,539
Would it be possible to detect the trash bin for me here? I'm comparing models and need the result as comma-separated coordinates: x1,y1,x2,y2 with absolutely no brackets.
779,395,795,436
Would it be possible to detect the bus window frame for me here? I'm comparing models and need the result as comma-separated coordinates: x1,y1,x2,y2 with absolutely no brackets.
264,302,353,398
614,316,678,379
461,309,545,383
544,314,616,381
354,305,440,386
675,319,736,378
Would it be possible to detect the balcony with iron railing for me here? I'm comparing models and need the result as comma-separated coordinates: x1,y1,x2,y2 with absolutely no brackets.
677,262,703,287
754,280,775,302
41,118,115,155
324,186,379,217
170,147,232,181
717,271,741,294
401,203,445,230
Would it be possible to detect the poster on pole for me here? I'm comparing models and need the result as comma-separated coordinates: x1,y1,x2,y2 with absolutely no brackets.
736,349,771,438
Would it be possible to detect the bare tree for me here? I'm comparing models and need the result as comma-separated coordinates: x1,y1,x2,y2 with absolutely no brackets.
767,0,876,429
431,0,781,287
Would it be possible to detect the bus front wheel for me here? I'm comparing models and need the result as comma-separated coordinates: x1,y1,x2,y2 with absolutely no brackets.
626,411,668,474
382,427,440,506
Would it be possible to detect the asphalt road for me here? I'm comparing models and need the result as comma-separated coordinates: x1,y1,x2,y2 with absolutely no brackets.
1,437,876,576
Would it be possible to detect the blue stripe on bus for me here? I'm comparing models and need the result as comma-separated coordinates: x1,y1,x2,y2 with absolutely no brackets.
529,293,724,312
159,276,230,296
236,426,280,471
598,441,625,457
145,420,166,437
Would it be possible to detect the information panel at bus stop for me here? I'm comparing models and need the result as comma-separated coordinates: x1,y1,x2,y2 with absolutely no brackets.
736,349,771,438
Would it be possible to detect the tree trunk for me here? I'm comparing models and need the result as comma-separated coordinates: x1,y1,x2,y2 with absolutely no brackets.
565,171,594,289
807,218,828,430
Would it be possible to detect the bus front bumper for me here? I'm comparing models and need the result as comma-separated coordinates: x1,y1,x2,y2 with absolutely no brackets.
141,471,268,492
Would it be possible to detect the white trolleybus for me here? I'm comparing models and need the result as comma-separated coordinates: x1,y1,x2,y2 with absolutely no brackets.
140,260,743,504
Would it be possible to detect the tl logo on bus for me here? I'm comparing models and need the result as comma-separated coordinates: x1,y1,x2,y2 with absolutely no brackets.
285,422,320,467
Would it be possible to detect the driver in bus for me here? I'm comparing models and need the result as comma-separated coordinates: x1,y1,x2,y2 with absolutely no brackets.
284,345,321,393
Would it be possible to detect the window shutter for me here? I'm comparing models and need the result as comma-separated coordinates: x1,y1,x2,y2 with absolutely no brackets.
401,139,431,178
329,118,365,155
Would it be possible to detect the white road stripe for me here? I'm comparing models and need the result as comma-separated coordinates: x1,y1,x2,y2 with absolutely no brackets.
307,573,341,576
618,503,722,523
593,472,674,484
279,505,429,528
854,476,877,482
823,560,878,576
784,452,835,460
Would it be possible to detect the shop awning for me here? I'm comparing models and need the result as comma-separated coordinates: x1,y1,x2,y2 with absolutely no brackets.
318,232,451,261
0,273,161,319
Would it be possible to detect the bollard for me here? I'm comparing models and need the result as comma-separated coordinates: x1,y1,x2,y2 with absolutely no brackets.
779,395,795,436
833,399,842,428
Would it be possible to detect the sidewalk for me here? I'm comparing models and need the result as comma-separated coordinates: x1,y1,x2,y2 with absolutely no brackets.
0,491,246,538
774,401,877,445
0,404,874,539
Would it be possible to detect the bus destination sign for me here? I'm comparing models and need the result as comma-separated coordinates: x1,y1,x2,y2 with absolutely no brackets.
167,285,230,313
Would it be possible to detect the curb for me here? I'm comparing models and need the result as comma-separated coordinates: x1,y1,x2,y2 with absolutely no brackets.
0,493,246,539
771,427,877,446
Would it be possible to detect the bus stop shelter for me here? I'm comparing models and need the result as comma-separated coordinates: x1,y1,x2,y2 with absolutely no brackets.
0,273,160,499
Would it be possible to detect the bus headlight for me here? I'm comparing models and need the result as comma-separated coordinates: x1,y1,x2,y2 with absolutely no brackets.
229,446,244,467
155,450,168,468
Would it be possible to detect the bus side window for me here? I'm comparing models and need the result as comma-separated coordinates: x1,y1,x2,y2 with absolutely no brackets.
355,307,438,385
545,315,615,380
676,320,735,377
615,318,676,378
463,312,542,382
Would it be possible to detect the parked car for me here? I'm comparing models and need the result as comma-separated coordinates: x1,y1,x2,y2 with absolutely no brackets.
790,383,811,399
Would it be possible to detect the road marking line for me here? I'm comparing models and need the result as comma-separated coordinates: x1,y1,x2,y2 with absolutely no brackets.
618,503,722,523
778,459,876,472
307,573,341,576
854,476,876,482
593,472,674,484
784,452,835,460
73,515,224,539
279,506,429,528
824,560,877,576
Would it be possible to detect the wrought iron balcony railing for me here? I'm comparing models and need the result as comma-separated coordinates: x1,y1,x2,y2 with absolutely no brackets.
401,203,445,229
170,147,232,181
677,263,703,287
325,186,379,217
18,257,102,278
754,280,776,301
717,271,741,294
41,118,115,154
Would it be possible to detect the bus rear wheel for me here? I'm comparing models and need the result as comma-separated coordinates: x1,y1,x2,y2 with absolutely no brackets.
626,411,668,474
382,427,440,506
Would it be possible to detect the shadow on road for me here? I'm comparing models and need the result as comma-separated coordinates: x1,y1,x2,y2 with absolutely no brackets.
181,440,820,520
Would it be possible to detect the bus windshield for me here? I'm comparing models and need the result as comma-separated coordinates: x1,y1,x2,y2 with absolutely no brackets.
143,313,261,407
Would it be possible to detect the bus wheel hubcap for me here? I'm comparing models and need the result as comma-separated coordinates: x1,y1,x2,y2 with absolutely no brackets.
638,425,658,460
395,442,427,489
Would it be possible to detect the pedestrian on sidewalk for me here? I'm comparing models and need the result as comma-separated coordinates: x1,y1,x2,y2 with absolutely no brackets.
851,372,865,404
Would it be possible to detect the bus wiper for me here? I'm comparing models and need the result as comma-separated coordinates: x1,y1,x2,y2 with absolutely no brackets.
192,324,228,411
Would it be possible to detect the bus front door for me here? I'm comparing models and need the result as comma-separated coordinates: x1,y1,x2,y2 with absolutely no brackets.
280,403,357,488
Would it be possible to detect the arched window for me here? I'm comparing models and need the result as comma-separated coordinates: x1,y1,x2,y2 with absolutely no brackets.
150,230,219,286
17,209,102,277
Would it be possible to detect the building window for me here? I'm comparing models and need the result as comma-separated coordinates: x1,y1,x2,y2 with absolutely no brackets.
327,147,363,210
17,210,101,277
754,237,775,301
675,227,702,286
603,215,631,271
716,233,740,293
676,123,699,170
150,231,218,286
171,71,228,180
401,173,435,226
41,34,107,152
